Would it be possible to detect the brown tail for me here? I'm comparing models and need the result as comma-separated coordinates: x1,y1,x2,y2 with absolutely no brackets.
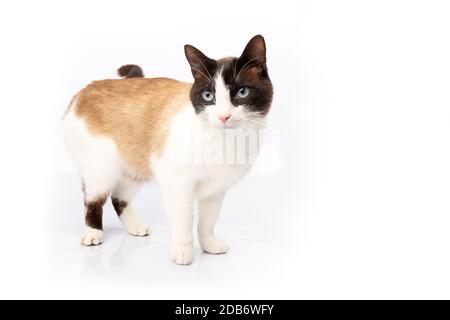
117,64,144,78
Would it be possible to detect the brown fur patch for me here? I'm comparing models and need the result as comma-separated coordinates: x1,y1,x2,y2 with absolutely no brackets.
118,65,144,78
111,198,128,216
73,78,191,180
85,196,107,230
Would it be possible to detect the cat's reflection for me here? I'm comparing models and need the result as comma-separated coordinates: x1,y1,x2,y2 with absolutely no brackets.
109,235,151,267
79,244,104,276
80,233,151,273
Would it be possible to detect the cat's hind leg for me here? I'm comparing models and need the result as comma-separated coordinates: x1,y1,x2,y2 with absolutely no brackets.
63,110,122,246
81,193,107,246
111,177,150,237
80,169,120,246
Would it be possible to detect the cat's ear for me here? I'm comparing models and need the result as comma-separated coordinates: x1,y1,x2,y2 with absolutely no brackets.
184,45,215,81
239,35,267,68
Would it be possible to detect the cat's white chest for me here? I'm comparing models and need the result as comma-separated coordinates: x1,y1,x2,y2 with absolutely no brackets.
195,129,253,196
195,163,251,198
153,106,257,197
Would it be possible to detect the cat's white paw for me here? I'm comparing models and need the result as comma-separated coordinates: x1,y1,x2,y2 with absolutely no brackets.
126,223,151,237
171,245,193,265
200,237,229,254
80,228,103,246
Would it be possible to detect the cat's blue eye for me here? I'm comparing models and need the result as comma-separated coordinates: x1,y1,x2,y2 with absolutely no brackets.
202,90,214,102
236,87,250,98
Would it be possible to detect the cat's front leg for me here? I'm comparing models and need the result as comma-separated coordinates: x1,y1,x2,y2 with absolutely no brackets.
198,192,229,254
160,176,195,265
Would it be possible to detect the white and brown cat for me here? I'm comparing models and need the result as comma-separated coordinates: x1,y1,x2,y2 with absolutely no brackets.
63,35,273,265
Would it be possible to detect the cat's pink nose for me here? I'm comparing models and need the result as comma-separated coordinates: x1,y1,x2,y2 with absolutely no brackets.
219,114,231,123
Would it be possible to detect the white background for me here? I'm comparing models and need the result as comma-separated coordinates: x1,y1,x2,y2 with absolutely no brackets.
0,0,450,299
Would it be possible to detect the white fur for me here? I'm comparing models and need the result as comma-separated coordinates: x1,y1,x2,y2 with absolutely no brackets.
112,177,150,236
206,71,234,127
80,227,103,246
63,110,121,201
198,192,229,254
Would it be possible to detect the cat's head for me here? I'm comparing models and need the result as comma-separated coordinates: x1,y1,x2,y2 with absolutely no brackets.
185,35,273,129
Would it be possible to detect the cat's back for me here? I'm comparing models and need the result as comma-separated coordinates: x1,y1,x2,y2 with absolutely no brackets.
74,77,191,119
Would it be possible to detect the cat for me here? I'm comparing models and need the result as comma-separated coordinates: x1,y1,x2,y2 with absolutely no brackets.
63,35,273,265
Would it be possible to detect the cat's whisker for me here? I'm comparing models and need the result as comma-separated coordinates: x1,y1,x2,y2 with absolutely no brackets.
192,67,212,82
246,119,265,125
243,118,266,126
247,111,265,117
236,57,258,81
195,58,213,81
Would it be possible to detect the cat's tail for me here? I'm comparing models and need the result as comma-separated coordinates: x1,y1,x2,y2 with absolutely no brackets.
117,64,144,78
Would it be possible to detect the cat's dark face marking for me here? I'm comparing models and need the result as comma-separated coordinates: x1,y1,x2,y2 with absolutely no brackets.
185,35,273,128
